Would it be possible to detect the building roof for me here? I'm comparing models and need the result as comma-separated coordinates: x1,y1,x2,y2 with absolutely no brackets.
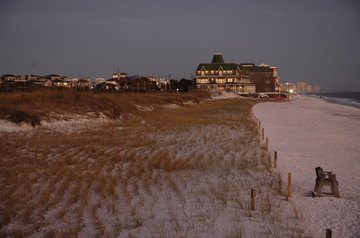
240,63,255,67
44,74,62,77
113,72,128,75
240,63,273,72
248,66,273,72
197,54,275,73
196,63,240,71
43,74,69,79
196,53,240,71
211,53,225,63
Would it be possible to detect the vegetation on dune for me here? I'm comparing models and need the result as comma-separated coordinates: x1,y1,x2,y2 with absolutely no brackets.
0,90,211,126
0,92,312,237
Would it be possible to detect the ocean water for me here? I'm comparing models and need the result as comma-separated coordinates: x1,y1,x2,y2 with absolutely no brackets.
304,91,360,109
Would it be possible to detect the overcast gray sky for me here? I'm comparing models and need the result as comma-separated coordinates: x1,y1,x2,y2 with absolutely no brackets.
1,0,360,90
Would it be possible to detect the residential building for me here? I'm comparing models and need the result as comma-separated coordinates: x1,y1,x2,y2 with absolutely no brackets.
195,53,255,94
1,74,18,82
95,78,106,84
112,72,129,79
43,74,67,81
240,63,278,93
75,77,91,89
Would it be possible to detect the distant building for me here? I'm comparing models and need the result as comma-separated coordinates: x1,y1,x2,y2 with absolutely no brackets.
0,73,77,89
76,77,91,89
306,84,312,92
43,74,68,81
112,72,129,79
1,74,17,82
195,53,280,94
293,82,320,92
279,82,296,93
195,53,255,94
296,82,307,92
95,78,106,84
312,86,320,92
240,63,278,93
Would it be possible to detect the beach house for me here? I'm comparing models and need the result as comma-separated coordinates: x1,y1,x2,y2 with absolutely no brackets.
195,53,279,94
195,53,256,94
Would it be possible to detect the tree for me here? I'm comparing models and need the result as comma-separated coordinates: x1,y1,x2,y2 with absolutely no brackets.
178,78,192,92
169,79,178,91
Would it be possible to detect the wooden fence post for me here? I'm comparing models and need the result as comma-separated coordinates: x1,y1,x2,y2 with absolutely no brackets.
251,189,256,210
288,173,292,198
259,120,261,131
262,128,264,140
274,151,277,168
265,138,269,151
326,229,332,238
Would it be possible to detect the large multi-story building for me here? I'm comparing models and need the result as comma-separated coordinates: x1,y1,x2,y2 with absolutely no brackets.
196,53,279,94
240,63,278,93
296,82,307,92
195,53,255,94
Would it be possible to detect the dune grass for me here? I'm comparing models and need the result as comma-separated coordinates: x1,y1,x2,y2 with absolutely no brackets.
0,90,211,126
0,93,313,237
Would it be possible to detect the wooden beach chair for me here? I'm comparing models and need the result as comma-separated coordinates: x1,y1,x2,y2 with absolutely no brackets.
313,167,340,198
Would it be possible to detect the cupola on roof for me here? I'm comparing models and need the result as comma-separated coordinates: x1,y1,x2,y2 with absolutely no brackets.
211,53,225,63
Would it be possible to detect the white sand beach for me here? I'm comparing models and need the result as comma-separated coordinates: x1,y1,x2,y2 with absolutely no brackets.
253,95,360,237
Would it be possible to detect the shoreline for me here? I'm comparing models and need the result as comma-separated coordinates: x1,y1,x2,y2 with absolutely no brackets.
253,95,360,237
301,91,360,109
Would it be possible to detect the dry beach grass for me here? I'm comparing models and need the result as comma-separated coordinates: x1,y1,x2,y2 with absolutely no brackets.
0,90,210,126
0,91,312,237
